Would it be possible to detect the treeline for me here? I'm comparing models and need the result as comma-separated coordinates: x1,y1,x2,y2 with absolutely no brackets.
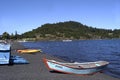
0,31,21,40
1,21,120,40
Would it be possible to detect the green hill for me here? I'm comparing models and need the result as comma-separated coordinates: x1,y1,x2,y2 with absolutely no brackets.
21,21,120,40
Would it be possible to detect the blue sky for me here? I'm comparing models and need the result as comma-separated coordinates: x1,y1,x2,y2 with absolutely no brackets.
0,0,120,35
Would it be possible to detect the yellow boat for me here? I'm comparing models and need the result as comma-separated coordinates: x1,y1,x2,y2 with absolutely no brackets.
17,49,42,53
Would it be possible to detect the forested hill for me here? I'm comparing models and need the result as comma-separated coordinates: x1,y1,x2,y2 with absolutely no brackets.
21,21,120,40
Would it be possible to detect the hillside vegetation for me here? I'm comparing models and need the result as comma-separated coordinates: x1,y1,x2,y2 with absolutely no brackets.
21,21,120,40
1,21,120,40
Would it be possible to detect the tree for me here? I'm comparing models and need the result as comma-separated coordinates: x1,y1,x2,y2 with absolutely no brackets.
13,31,18,39
11,33,14,39
2,32,10,39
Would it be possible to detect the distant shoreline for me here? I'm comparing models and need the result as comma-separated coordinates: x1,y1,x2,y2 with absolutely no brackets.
16,38,120,42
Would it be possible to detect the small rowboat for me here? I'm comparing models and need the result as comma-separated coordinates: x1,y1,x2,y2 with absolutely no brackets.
17,49,42,53
43,58,109,75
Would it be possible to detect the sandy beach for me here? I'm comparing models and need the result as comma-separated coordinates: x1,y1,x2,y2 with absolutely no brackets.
0,42,119,80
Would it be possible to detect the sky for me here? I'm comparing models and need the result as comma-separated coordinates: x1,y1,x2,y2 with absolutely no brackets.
0,0,120,35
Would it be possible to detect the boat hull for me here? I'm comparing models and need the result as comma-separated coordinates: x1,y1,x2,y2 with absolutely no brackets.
17,49,41,53
43,58,108,75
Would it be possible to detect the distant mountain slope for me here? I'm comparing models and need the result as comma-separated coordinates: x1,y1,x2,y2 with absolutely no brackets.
21,21,120,40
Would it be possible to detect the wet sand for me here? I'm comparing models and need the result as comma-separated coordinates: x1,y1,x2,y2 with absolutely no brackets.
0,42,119,80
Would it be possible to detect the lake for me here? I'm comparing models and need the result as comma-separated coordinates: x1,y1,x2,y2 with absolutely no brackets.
21,39,120,78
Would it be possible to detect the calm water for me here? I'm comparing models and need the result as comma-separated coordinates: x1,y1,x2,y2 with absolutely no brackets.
21,39,120,78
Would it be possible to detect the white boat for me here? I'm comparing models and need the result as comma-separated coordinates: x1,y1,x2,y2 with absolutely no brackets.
43,58,109,75
62,40,72,42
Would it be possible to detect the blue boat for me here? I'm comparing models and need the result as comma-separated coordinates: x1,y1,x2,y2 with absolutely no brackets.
0,42,11,64
43,58,109,75
0,52,10,64
0,43,29,65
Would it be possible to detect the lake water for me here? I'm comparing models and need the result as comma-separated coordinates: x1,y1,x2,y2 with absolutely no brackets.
21,39,120,78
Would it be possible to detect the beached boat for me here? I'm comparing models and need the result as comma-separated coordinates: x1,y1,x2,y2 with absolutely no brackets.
43,58,109,75
17,49,42,53
0,43,10,64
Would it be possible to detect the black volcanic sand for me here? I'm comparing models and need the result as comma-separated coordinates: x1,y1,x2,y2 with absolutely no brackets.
0,42,119,80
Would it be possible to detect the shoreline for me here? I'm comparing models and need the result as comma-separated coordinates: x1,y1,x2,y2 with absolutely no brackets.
17,38,120,42
0,42,119,80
